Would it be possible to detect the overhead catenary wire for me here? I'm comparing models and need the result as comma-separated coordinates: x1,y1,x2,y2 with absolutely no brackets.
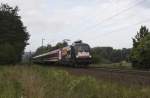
71,18,150,44
76,0,146,34
98,18,150,37
51,0,147,44
68,0,140,29
66,0,146,41
68,0,148,42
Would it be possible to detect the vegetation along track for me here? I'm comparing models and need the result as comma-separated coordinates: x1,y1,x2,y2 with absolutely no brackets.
59,66,150,86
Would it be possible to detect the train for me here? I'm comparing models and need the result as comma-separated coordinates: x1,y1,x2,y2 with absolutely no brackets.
32,40,92,67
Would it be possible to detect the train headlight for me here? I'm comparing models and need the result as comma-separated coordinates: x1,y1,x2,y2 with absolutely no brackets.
76,55,79,58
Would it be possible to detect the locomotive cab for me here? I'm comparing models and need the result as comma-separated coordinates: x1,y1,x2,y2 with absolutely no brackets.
71,41,92,64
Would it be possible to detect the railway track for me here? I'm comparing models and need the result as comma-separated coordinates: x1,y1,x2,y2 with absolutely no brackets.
88,66,150,76
60,66,150,86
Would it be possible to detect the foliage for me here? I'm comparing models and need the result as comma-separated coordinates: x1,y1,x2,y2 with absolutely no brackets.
0,65,150,98
130,26,150,69
0,4,29,64
91,47,131,64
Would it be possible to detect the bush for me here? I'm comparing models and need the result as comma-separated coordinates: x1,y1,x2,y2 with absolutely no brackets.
0,43,17,64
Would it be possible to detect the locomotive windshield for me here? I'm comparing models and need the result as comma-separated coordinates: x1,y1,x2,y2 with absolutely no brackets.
74,44,90,53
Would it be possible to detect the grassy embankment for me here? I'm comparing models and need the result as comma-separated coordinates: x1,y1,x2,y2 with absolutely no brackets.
0,65,150,98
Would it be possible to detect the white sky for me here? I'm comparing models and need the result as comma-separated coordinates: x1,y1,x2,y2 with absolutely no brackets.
1,0,150,51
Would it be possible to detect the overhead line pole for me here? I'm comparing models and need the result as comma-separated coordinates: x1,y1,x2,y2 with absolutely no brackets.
42,38,45,52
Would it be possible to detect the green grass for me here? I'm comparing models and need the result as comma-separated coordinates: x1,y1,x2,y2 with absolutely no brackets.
0,65,149,98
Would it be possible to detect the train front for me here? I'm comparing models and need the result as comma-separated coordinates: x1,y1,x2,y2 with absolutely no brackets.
73,41,92,65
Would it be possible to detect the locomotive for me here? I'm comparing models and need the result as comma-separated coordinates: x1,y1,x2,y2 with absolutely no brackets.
32,40,92,67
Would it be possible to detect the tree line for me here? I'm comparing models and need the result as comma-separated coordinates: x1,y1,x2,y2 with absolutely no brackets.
33,42,131,64
91,47,131,64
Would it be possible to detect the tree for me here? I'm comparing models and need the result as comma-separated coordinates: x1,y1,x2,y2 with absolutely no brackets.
130,26,150,69
34,45,52,56
91,47,113,64
0,4,29,64
53,41,68,50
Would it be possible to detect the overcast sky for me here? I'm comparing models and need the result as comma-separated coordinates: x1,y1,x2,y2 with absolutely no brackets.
1,0,150,51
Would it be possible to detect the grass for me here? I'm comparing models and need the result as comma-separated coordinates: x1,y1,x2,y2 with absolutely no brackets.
0,65,150,98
